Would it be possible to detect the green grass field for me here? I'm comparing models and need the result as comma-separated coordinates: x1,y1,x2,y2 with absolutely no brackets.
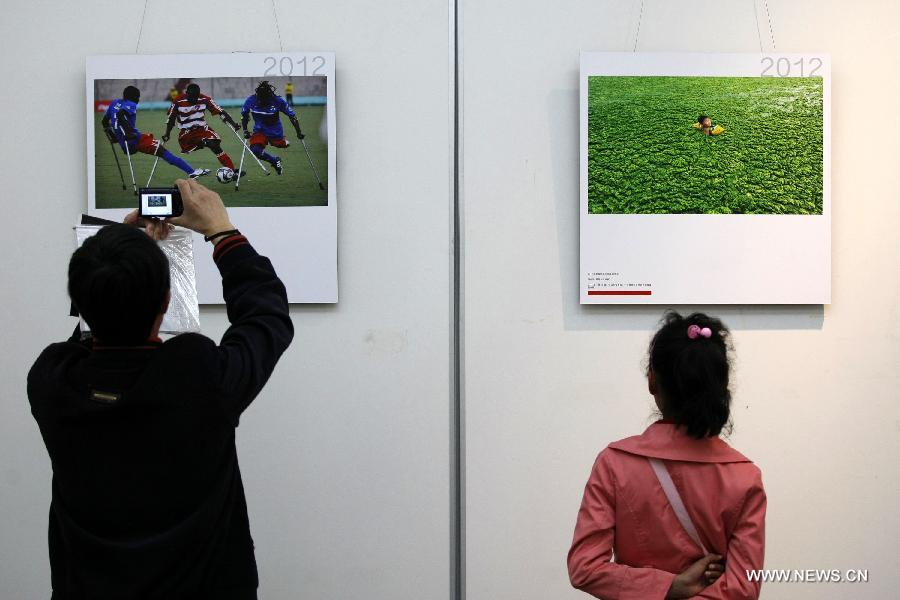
94,107,328,208
587,76,823,214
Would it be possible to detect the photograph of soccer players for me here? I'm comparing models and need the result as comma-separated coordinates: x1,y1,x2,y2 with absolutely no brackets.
93,76,327,209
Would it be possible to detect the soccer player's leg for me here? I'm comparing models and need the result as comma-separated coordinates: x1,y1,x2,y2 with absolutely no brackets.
202,134,236,170
145,135,208,178
249,132,282,173
267,137,289,175
178,129,202,154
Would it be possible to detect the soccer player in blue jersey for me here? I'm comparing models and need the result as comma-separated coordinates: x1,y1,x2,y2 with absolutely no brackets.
101,86,209,179
240,81,304,175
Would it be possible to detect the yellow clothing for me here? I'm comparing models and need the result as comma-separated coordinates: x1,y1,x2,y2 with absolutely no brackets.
285,83,294,93
692,122,725,135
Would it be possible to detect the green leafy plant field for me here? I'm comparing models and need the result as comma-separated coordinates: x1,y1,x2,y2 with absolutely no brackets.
94,108,327,209
587,76,823,214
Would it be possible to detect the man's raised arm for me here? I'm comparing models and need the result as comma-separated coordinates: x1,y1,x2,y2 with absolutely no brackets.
168,179,294,422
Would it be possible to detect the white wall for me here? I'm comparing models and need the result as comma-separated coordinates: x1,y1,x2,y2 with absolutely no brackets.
461,1,900,599
0,1,452,599
2,1,900,599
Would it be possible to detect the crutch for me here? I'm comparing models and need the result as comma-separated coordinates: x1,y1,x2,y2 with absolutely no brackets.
146,140,161,186
118,126,138,195
299,136,325,191
109,140,127,190
235,141,247,192
227,126,270,175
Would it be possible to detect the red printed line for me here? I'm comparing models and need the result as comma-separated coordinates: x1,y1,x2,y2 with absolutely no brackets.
588,290,652,296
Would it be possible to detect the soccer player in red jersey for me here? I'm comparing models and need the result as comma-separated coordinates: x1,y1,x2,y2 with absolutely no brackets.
163,84,243,175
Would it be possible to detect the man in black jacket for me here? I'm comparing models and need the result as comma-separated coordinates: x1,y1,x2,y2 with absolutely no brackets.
28,179,293,599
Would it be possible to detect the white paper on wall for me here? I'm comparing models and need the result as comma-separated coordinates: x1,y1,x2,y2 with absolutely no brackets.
74,225,200,335
580,52,831,304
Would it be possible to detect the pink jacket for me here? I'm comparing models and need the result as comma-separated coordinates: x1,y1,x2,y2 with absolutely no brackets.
568,421,766,599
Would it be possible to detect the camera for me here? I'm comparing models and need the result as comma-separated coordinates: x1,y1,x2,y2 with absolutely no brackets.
138,187,183,218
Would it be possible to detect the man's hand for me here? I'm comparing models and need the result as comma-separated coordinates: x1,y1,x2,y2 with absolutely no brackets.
666,554,724,599
243,129,251,139
166,178,235,238
162,132,170,143
222,114,240,130
123,210,173,241
296,129,305,140
103,127,117,144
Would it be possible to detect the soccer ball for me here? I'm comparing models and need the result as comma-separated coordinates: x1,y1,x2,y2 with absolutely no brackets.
216,167,235,184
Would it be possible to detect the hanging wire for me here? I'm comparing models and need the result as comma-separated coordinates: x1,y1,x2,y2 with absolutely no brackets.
135,0,149,53
271,0,285,52
752,0,764,52
136,0,286,53
633,0,775,54
633,0,645,52
762,0,776,51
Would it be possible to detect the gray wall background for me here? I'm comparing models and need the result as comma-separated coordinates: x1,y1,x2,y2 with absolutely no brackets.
461,1,900,599
0,1,452,599
2,1,900,600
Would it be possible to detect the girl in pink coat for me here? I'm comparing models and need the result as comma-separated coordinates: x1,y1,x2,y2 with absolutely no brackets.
568,312,766,599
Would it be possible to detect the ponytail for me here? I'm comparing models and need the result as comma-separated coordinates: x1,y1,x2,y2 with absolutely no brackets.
648,311,732,438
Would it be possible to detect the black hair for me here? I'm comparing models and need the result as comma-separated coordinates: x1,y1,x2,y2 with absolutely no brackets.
648,311,732,438
186,83,200,94
123,86,140,103
68,225,170,345
698,114,709,123
255,80,276,102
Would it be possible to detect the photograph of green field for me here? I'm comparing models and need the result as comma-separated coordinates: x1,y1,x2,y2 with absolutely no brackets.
587,76,823,214
93,76,327,209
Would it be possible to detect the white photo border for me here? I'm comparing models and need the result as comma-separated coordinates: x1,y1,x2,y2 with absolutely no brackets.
579,52,831,305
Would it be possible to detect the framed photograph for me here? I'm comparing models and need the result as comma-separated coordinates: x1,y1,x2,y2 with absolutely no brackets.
580,52,831,304
87,52,337,303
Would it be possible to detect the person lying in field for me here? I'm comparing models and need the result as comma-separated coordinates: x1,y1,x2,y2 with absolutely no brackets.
693,115,725,136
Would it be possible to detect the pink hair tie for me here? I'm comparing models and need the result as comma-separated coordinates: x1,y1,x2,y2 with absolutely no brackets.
687,324,712,339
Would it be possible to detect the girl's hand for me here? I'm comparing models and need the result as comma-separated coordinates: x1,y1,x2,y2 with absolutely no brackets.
666,554,725,599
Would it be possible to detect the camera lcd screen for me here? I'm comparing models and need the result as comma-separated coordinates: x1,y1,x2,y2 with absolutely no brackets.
141,192,173,217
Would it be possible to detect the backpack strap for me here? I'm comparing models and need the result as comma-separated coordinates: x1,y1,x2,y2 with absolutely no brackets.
648,458,708,554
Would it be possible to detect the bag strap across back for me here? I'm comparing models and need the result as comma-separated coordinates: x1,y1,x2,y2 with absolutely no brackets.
648,457,708,555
